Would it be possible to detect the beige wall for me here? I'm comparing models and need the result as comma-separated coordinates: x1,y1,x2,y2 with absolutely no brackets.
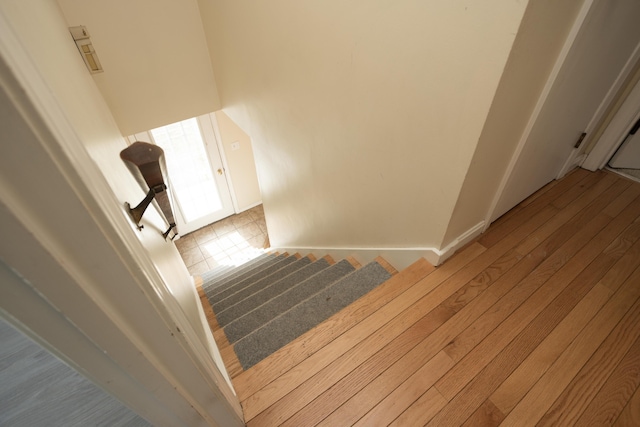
0,0,229,386
442,0,584,245
214,111,262,211
199,0,528,251
57,0,220,136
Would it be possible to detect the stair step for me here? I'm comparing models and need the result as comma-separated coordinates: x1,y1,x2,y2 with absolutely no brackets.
213,256,314,315
229,257,435,399
202,252,273,284
200,265,233,284
216,256,333,326
209,255,299,303
232,260,392,369
216,259,336,332
206,254,288,298
202,253,275,292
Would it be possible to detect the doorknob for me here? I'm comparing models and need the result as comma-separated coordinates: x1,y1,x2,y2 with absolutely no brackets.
217,168,223,175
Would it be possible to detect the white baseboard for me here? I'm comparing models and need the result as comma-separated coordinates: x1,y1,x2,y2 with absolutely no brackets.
274,221,485,269
436,221,486,265
558,149,587,179
237,200,263,213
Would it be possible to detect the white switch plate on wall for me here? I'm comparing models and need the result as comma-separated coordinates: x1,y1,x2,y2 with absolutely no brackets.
231,141,240,151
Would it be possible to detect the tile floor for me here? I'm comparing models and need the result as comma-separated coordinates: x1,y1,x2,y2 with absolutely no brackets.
175,204,270,276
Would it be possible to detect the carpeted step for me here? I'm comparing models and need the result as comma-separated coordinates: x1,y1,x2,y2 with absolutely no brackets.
212,256,314,315
205,254,288,299
201,255,273,294
216,258,336,332
230,261,392,373
209,255,299,304
199,265,233,284
201,253,275,292
201,252,271,285
215,257,333,326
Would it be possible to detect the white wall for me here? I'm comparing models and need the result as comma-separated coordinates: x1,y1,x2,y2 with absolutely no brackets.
214,111,262,211
441,0,584,245
198,0,528,253
0,0,235,408
56,0,221,136
2,0,216,364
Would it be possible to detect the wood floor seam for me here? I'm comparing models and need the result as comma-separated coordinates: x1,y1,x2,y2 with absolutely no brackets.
196,170,640,426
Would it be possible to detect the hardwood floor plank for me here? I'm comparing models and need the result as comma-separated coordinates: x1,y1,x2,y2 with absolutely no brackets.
233,257,437,400
575,311,640,426
442,247,546,361
513,172,623,255
442,185,627,363
428,196,640,425
310,250,533,426
278,203,564,426
434,212,614,402
462,399,505,427
539,274,640,425
442,248,524,314
478,168,591,248
374,255,398,275
490,283,613,414
194,169,640,427
241,245,481,421
551,169,608,209
500,269,640,426
491,213,640,415
601,219,640,293
285,306,455,427
613,382,640,427
249,242,495,425
388,387,448,427
603,181,640,217
437,188,640,399
351,351,454,427
197,282,244,377
307,255,549,425
221,346,243,378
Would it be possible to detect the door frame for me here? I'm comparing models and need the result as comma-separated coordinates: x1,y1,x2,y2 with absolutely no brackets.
0,10,243,426
486,0,640,228
484,0,595,228
128,113,238,235
582,66,640,171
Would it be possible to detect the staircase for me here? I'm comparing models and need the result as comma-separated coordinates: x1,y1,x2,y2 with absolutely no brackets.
197,252,398,374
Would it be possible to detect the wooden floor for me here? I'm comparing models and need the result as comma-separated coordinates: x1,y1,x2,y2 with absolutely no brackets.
202,168,640,426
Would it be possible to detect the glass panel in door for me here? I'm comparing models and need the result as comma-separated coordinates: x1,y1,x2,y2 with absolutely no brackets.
148,116,234,235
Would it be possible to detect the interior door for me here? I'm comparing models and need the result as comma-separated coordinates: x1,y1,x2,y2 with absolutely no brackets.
609,116,640,169
129,114,235,235
492,0,640,222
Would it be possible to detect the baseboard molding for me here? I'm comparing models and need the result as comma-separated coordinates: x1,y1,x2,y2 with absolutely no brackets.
558,149,587,179
436,221,486,265
274,247,437,270
275,221,485,269
237,200,263,213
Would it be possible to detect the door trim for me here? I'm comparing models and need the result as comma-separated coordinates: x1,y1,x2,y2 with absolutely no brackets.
128,114,237,235
582,64,640,171
0,10,243,426
209,111,242,213
484,0,595,229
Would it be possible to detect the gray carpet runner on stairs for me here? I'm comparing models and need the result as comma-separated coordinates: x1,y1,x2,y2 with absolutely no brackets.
202,253,392,370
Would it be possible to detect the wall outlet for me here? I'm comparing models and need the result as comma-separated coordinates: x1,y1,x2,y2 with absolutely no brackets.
231,141,240,151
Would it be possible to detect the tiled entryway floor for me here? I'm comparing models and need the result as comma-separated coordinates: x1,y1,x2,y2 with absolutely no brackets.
175,204,270,276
